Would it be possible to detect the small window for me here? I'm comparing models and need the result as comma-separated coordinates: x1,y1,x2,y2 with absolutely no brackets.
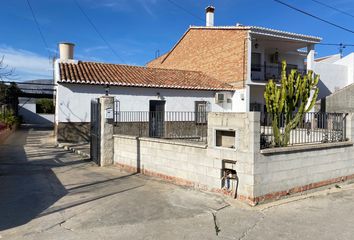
195,101,207,124
251,53,261,72
216,130,236,149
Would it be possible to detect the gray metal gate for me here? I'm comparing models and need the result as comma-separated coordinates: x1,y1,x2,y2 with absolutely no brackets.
90,98,101,165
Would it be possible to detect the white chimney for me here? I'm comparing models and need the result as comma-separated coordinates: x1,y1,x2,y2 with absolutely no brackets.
59,42,75,60
205,6,215,27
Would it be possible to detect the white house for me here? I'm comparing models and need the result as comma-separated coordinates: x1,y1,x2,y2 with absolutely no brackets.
54,43,240,142
313,53,354,99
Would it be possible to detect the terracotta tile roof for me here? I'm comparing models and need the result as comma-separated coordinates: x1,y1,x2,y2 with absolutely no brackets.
58,61,235,91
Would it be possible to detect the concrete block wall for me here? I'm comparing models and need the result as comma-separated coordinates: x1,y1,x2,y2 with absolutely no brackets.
324,83,354,112
113,112,354,205
206,112,260,199
114,112,259,200
252,113,354,203
114,136,221,190
346,113,354,141
254,144,354,200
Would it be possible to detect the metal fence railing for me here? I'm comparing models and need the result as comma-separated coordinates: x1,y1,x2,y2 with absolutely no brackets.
260,112,348,149
251,64,306,82
114,111,208,143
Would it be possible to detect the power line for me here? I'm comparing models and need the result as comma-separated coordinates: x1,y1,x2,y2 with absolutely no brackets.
25,0,51,57
166,0,204,23
309,0,354,19
73,0,126,63
318,43,354,58
274,0,354,34
319,43,354,46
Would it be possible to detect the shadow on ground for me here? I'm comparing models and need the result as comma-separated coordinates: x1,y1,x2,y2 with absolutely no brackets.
0,125,143,233
0,126,93,231
0,126,67,230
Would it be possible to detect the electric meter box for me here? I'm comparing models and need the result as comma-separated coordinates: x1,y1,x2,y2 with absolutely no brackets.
105,108,114,120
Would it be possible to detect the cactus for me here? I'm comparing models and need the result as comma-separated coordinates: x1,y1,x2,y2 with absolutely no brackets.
264,61,319,147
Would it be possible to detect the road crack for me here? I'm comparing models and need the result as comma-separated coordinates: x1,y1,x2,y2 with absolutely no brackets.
59,220,74,232
211,212,221,236
238,211,265,240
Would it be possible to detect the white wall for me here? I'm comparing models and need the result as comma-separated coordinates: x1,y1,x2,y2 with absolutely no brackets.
278,52,306,69
232,88,247,112
313,62,348,99
56,83,237,123
335,53,354,85
18,98,54,125
314,53,354,99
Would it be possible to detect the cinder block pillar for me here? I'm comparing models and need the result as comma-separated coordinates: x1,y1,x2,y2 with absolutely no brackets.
99,96,114,166
345,113,354,141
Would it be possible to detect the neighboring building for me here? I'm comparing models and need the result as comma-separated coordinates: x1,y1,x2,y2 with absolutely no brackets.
147,6,322,112
313,53,354,99
18,80,54,126
54,43,238,142
321,83,354,113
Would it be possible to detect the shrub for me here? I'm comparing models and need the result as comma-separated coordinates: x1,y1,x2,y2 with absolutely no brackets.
36,98,54,114
0,109,20,129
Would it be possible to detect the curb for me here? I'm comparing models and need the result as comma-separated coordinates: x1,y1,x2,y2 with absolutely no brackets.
57,143,91,158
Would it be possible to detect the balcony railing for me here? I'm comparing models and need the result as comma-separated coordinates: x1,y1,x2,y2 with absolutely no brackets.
251,64,306,82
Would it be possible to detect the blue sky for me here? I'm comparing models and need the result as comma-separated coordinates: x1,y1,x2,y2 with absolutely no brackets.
0,0,353,80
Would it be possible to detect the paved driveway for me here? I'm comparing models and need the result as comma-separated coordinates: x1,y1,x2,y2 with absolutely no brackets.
1,126,354,240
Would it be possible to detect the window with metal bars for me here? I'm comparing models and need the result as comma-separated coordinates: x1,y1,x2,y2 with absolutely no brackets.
195,101,207,124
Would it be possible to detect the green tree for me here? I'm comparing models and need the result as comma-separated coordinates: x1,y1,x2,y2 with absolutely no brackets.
264,61,319,147
36,98,54,114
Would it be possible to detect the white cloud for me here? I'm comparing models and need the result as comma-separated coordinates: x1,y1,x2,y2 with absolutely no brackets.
0,45,52,80
83,45,109,53
90,0,158,16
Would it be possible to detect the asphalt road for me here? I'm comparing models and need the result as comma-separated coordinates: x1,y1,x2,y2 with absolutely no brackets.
1,126,354,240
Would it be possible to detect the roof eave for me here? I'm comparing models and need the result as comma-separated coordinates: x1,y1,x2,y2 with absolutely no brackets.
189,25,322,43
249,28,322,44
57,80,235,91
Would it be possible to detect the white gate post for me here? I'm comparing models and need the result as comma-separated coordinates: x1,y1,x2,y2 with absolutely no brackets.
99,96,114,166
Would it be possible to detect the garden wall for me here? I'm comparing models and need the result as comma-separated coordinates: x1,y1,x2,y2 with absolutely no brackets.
114,113,258,201
113,112,354,205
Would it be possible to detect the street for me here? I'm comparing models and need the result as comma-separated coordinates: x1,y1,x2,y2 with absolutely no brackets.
1,127,354,240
